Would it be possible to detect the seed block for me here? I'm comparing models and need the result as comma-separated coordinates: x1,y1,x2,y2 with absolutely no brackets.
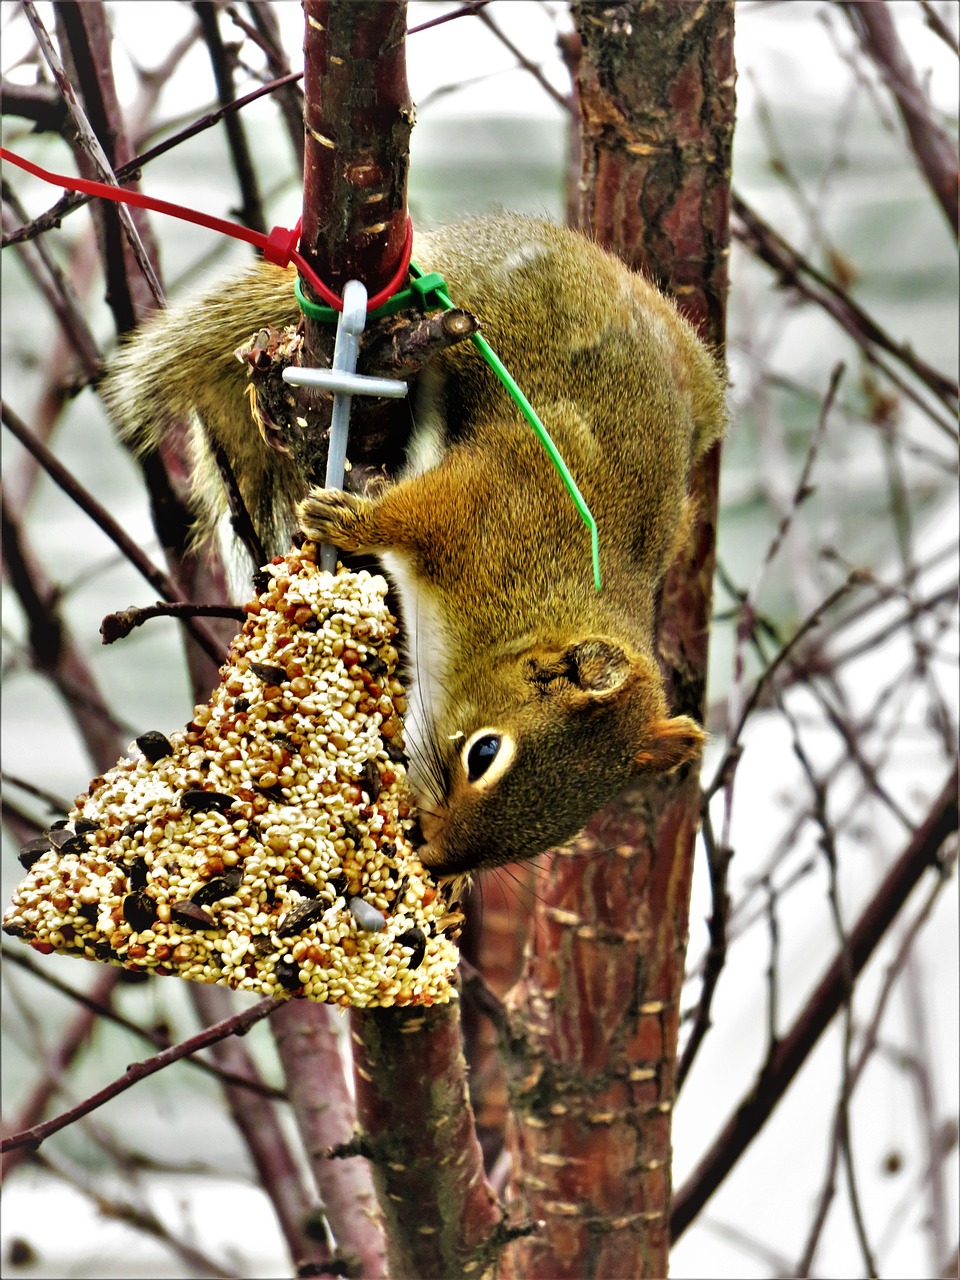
3,552,460,1006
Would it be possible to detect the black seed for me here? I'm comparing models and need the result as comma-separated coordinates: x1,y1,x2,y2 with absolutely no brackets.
252,569,271,595
2,919,28,938
253,935,275,957
301,616,319,632
123,891,158,931
127,857,149,890
270,731,298,753
396,926,426,970
118,969,150,985
78,902,99,924
18,837,53,870
170,899,215,929
358,760,382,802
385,741,407,764
93,940,114,960
180,789,236,813
289,879,319,899
249,661,287,684
342,822,362,847
75,819,98,834
275,956,302,990
123,819,147,839
255,783,287,803
47,827,78,849
278,899,328,934
50,818,70,830
60,835,89,856
379,842,396,858
191,868,242,907
362,653,387,676
136,730,173,763
328,872,349,898
234,696,250,712
6,1238,37,1268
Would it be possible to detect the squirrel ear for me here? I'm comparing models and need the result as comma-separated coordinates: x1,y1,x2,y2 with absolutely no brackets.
634,715,705,774
564,639,633,694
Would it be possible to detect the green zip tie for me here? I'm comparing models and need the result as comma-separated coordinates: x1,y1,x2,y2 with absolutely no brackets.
293,260,602,590
409,263,601,592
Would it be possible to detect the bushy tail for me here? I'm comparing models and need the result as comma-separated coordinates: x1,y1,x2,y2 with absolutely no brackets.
101,259,304,554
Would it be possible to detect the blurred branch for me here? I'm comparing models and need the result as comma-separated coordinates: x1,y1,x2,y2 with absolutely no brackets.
842,0,959,237
672,762,959,1240
193,1,267,234
272,1000,388,1278
34,1147,235,1279
188,985,331,1276
0,479,133,766
0,965,121,1181
1,995,283,1155
796,834,958,1274
732,191,960,423
1,947,286,1102
2,402,227,666
474,5,573,111
1,69,303,250
232,3,305,167
918,0,960,55
23,1,162,307
0,190,101,374
0,76,70,132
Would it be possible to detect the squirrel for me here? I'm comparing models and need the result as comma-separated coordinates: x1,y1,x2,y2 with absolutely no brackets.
104,212,726,877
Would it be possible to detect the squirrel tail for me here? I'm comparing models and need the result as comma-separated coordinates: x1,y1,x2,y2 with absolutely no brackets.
101,258,303,555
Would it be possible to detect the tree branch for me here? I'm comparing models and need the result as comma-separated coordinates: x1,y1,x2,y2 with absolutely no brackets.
671,763,960,1239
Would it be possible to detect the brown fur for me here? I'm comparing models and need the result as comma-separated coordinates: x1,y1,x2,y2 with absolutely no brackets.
106,214,727,874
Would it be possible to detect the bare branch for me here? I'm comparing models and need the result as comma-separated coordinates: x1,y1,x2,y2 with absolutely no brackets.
2,402,227,666
192,2,267,235
671,763,960,1240
842,0,959,236
1,996,283,1155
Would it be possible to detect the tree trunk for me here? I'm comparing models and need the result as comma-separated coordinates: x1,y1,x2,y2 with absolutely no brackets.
502,5,734,1276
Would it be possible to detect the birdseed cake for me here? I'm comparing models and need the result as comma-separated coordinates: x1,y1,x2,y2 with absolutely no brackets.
3,550,461,1006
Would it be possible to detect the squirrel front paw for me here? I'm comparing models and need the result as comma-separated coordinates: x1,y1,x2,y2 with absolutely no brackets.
297,488,378,552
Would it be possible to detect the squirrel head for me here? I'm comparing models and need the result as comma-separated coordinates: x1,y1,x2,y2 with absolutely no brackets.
412,637,704,876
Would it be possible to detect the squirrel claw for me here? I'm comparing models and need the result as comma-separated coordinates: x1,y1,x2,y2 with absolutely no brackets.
297,487,375,552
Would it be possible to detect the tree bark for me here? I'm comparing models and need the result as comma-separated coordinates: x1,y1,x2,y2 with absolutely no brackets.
502,4,734,1276
286,7,504,1275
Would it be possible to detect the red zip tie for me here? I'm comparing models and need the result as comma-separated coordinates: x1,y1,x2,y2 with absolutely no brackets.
0,146,413,313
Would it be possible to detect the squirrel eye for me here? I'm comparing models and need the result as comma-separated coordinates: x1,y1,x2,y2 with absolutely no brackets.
464,732,502,783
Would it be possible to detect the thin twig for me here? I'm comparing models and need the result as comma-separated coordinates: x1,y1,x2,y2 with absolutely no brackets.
21,0,163,306
2,401,226,667
193,2,267,235
671,763,959,1240
1,69,304,250
101,600,246,645
732,191,959,418
0,947,287,1102
795,838,958,1274
1,995,284,1154
843,0,959,235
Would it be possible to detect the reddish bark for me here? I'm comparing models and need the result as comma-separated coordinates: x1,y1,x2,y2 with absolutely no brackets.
295,6,503,1273
352,1004,505,1279
503,4,734,1276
